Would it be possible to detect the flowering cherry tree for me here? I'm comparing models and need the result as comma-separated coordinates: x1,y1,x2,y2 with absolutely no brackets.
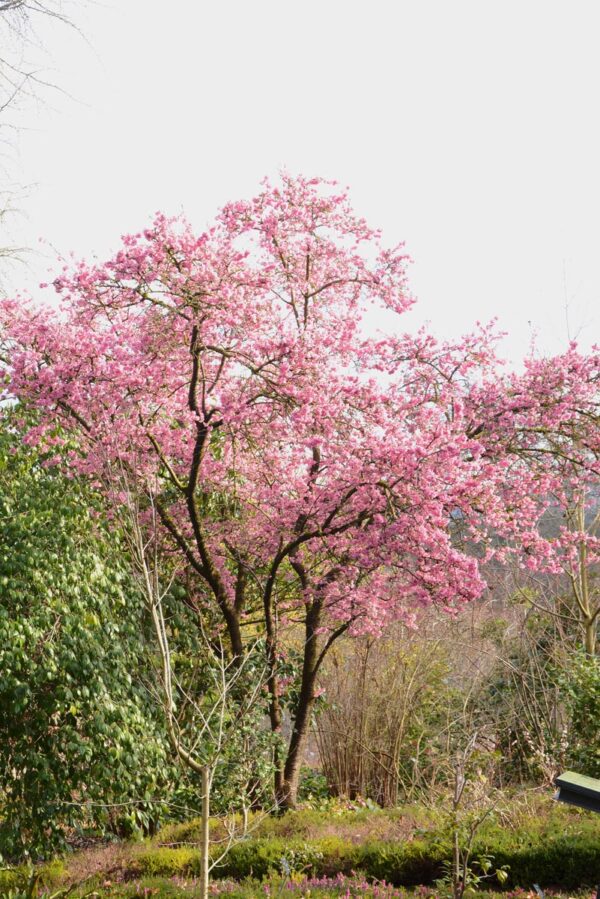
2,175,528,804
467,346,600,654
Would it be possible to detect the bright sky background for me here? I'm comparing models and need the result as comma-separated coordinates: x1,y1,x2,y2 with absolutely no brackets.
6,0,600,362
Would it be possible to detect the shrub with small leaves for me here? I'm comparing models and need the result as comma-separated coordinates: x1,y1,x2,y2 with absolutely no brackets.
0,410,172,860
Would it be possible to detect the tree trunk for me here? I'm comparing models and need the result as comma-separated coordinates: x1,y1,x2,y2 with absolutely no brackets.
584,616,596,656
199,765,210,899
279,692,316,809
278,602,321,808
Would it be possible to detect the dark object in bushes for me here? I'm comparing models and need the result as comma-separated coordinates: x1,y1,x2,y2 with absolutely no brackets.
554,770,600,812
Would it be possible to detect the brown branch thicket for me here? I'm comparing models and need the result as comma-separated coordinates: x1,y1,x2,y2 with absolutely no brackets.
315,616,463,806
314,589,576,806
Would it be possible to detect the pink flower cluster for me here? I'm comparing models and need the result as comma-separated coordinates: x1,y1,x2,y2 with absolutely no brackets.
1,174,599,642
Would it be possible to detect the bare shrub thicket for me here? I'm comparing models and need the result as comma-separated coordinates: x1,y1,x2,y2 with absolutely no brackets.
315,590,576,804
314,611,493,805
314,627,434,805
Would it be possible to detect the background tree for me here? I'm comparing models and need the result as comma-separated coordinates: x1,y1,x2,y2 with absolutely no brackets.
467,347,600,654
0,0,78,115
0,0,84,271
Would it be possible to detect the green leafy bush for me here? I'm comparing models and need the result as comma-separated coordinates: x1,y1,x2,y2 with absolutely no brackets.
297,767,331,804
0,861,69,898
0,869,22,894
215,838,327,880
357,838,449,885
472,826,600,890
560,650,600,778
0,411,172,860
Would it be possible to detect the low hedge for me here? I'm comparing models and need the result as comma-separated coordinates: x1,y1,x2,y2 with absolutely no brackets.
0,860,65,896
131,846,203,878
355,838,449,885
474,831,600,890
132,828,600,889
0,869,22,894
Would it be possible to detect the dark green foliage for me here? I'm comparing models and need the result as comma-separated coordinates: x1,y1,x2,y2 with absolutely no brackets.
472,610,568,784
0,411,171,860
218,839,329,880
471,816,600,889
559,650,600,777
356,839,448,885
296,767,331,804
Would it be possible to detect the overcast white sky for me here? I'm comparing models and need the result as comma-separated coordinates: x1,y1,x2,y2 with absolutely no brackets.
6,0,600,362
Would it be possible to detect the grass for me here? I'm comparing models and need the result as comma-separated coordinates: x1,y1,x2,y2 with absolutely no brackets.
3,794,600,897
